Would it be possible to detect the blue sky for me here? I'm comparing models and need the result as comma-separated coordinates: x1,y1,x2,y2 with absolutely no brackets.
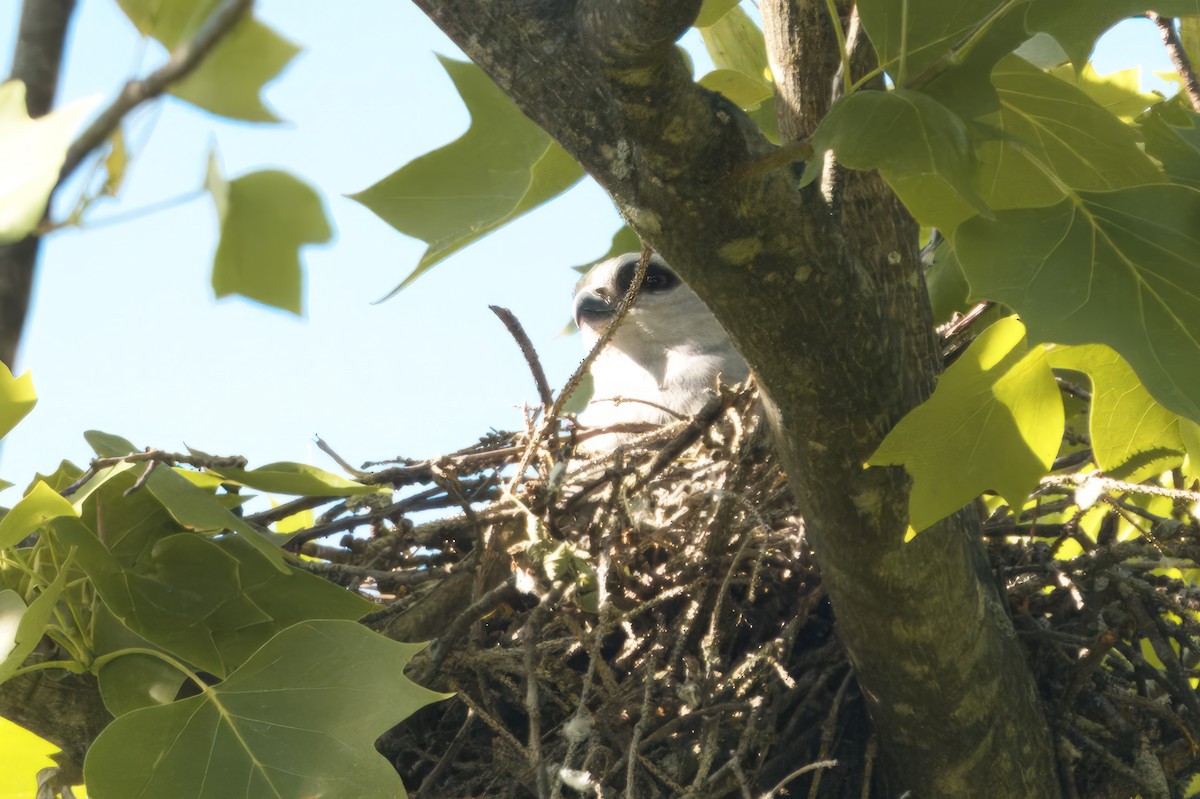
0,2,1178,497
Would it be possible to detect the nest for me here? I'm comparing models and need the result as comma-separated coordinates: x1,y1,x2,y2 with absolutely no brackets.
279,386,1200,798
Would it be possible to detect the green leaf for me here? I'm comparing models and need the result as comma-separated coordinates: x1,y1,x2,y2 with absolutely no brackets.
351,56,585,296
84,620,449,799
698,69,773,109
1050,63,1163,122
1027,0,1200,70
972,56,1165,210
698,7,771,83
0,482,77,549
0,361,36,442
94,603,186,717
206,152,333,315
207,462,386,497
0,568,67,684
805,88,989,231
695,0,743,28
114,0,299,122
1138,95,1200,189
84,429,139,458
925,239,972,324
0,81,98,244
145,465,289,572
1049,344,1184,481
955,184,1200,423
855,0,1028,85
870,316,1064,532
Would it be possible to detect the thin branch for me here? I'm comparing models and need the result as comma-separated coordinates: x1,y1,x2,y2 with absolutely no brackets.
58,0,253,180
1149,14,1200,112
490,305,554,410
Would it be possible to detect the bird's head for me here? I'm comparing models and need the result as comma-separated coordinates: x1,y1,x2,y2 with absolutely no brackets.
573,253,732,354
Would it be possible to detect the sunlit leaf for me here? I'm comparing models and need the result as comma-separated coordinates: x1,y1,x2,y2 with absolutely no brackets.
84,620,449,799
870,316,1064,533
0,81,98,244
1050,344,1185,481
114,0,298,122
207,462,385,497
0,482,76,550
956,184,1200,423
0,719,59,799
352,57,584,296
696,0,742,27
206,152,333,315
699,6,771,83
805,88,988,231
698,69,773,109
973,56,1164,210
856,0,1028,84
1051,62,1163,122
0,568,67,684
1027,0,1200,70
0,361,36,442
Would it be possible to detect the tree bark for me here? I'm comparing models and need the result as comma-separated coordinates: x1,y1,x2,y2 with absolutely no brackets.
410,0,1060,794
0,0,76,371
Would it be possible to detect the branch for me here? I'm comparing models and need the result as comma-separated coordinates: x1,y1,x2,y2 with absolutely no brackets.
1148,14,1200,112
58,0,253,180
0,0,76,370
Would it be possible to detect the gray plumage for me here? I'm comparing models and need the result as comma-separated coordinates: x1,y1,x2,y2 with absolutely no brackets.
572,253,748,443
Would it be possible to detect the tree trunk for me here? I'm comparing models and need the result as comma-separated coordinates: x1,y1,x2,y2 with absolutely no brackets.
410,0,1060,793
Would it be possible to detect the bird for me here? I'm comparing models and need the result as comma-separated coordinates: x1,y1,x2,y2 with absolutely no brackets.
572,252,749,446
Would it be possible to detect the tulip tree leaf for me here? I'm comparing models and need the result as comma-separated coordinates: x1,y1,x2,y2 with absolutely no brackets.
84,620,449,799
696,7,779,140
0,81,98,244
1051,63,1162,122
147,465,290,571
114,0,298,122
0,361,36,442
94,603,187,717
972,56,1164,210
206,153,333,315
1027,0,1200,70
855,0,1028,84
1050,344,1185,481
956,184,1200,423
0,568,68,684
352,56,584,297
698,69,774,109
805,88,989,231
695,0,743,28
870,317,1064,533
1137,96,1200,190
206,462,385,497
0,482,76,550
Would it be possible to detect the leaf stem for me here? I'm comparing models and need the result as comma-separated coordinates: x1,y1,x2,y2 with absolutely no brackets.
91,646,210,695
822,0,853,95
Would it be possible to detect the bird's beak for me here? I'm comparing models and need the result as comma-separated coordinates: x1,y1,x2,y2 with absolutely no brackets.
573,291,615,328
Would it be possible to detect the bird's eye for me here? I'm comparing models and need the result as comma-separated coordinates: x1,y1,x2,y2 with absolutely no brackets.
643,264,679,292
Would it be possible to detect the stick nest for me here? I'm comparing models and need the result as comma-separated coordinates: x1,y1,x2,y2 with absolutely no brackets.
293,388,1200,799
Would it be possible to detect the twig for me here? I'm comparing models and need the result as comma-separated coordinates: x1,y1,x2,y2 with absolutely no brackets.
760,760,838,799
315,435,369,478
1042,472,1200,503
61,448,248,496
58,0,254,180
490,305,554,410
1149,14,1200,112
